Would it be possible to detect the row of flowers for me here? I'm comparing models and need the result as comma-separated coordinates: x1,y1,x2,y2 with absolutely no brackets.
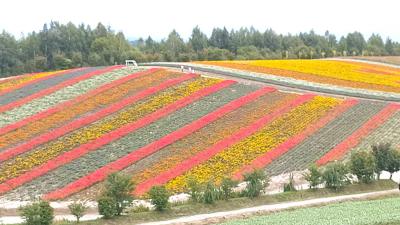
264,100,387,176
317,103,400,165
0,76,218,182
43,82,267,200
196,60,400,93
164,95,340,192
130,91,295,185
0,74,196,163
0,70,64,93
0,66,124,128
133,94,315,194
0,79,236,197
233,99,358,179
0,69,177,149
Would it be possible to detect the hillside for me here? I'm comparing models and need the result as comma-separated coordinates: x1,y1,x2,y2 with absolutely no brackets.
0,62,399,202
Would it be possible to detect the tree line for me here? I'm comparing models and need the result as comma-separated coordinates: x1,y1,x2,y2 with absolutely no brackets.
1,21,400,77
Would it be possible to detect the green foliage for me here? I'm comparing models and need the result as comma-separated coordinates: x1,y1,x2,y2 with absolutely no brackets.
186,176,203,203
220,177,239,200
349,151,376,183
203,180,219,204
242,169,269,198
322,162,349,191
148,186,170,211
97,173,135,218
371,143,400,179
19,200,54,225
283,173,297,192
303,164,323,189
97,196,117,219
68,202,87,223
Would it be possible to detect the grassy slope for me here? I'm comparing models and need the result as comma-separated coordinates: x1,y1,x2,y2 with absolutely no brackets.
56,180,397,225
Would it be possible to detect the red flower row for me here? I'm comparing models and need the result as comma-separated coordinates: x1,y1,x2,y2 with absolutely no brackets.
0,69,79,97
0,73,196,162
133,93,315,196
0,65,122,114
317,103,400,165
0,68,158,136
44,84,273,200
233,99,359,180
0,79,234,196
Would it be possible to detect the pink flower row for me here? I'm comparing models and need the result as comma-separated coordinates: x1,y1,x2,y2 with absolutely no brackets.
0,79,234,195
133,93,315,196
233,99,359,179
0,68,158,136
317,103,400,165
44,84,273,200
0,66,122,114
0,73,195,162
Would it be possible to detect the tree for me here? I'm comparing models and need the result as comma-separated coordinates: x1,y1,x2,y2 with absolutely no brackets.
322,162,349,190
220,177,238,200
68,202,87,223
98,172,135,217
372,143,391,179
346,32,366,55
242,169,269,198
349,151,376,183
19,200,54,225
283,173,296,192
387,149,400,179
148,186,170,211
367,34,385,56
189,26,208,52
303,164,323,189
203,180,219,204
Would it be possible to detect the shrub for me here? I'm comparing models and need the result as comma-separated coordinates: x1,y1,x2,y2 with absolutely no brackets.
68,201,87,223
322,162,349,191
220,177,239,200
148,186,170,211
303,164,322,189
203,180,219,204
350,151,376,183
242,169,269,198
19,200,54,225
283,173,296,192
372,143,391,179
98,173,135,218
98,196,117,219
186,176,203,202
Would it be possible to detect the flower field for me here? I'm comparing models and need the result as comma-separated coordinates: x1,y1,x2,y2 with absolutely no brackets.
195,60,400,93
0,64,399,201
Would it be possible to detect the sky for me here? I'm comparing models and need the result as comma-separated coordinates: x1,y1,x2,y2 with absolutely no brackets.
1,0,399,42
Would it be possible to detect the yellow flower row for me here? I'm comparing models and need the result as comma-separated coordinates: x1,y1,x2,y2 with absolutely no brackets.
196,60,400,93
0,77,220,182
0,71,64,91
166,96,340,192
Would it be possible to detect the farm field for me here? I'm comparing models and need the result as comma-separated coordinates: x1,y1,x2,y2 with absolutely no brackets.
345,56,400,66
0,62,399,202
220,196,400,225
194,59,400,94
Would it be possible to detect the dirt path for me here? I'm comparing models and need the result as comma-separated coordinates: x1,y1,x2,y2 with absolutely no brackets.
139,189,399,225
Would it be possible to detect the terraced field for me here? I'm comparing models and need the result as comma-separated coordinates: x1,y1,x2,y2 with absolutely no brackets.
0,63,399,201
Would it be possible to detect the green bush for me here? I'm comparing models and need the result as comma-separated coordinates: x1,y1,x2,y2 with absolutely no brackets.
322,162,349,191
148,186,170,211
350,151,376,183
98,196,117,219
19,200,54,225
68,202,87,223
303,164,323,189
97,173,135,218
283,173,296,192
242,169,269,198
186,176,203,202
203,181,219,204
220,177,239,200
